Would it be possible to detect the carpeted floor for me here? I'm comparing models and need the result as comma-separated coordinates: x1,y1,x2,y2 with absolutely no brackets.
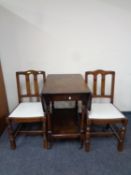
0,114,131,175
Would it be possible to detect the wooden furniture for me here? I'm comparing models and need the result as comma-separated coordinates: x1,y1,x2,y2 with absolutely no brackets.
85,70,128,152
0,62,9,135
41,74,91,148
7,70,46,149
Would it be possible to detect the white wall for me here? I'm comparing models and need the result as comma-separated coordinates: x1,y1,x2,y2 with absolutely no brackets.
0,0,131,111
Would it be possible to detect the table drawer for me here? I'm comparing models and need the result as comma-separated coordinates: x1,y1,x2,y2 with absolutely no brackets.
50,94,80,101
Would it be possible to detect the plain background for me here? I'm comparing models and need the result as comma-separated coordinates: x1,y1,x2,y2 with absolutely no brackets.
0,0,131,112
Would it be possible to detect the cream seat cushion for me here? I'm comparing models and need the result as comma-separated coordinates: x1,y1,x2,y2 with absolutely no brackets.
9,102,44,118
89,103,125,119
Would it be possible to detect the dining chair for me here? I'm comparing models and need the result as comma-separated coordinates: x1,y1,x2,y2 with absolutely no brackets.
84,69,128,152
7,70,47,149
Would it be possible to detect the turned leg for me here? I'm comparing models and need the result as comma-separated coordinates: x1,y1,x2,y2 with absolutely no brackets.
80,114,85,148
80,127,84,149
43,120,46,148
43,138,50,149
117,126,126,151
7,119,16,149
43,119,49,149
85,126,91,152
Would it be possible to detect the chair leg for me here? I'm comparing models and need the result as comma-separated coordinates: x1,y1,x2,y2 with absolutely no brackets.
79,114,84,149
7,119,16,149
79,127,84,149
43,139,49,149
117,126,126,151
85,126,91,152
43,120,49,149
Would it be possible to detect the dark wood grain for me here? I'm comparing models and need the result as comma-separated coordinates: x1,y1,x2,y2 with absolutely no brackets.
42,74,91,148
0,62,9,135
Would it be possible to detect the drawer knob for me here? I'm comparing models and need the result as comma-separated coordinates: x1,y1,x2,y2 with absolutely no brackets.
68,96,71,100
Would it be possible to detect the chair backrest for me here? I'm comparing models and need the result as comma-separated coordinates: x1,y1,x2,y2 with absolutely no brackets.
16,70,46,103
85,69,115,103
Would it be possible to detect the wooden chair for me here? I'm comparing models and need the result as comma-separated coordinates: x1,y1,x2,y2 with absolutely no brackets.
84,69,128,152
7,70,47,149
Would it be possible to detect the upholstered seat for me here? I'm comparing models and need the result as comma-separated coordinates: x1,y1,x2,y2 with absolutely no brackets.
9,102,44,118
89,103,125,119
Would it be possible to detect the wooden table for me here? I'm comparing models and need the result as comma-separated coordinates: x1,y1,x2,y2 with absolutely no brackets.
41,74,91,148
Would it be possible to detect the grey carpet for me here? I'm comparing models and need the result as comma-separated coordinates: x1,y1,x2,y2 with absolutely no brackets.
0,114,131,175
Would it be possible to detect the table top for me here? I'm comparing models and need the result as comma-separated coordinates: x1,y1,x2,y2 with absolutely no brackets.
42,74,90,94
